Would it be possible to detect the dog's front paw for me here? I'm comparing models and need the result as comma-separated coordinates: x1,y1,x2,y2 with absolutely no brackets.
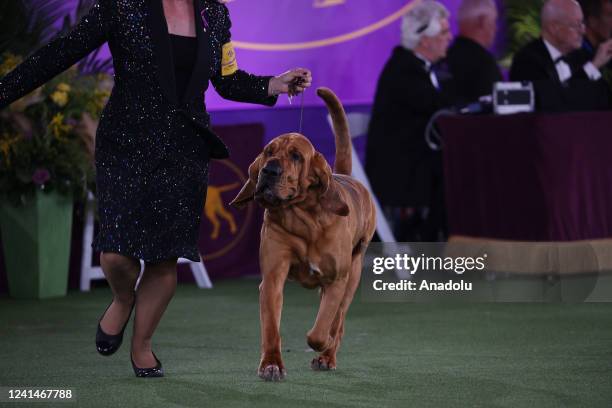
258,364,287,382
310,356,336,371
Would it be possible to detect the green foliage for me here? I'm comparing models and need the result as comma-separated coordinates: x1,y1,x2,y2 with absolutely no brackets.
504,0,545,65
0,59,110,206
0,0,115,206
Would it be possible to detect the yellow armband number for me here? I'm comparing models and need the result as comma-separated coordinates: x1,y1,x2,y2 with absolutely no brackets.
221,42,238,76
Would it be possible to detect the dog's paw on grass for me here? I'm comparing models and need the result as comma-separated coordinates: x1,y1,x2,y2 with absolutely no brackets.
258,364,286,382
310,356,336,371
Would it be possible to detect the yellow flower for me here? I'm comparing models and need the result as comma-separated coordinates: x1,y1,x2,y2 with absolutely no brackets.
50,91,69,107
94,89,110,110
0,53,22,76
95,89,110,99
48,113,72,140
56,83,71,93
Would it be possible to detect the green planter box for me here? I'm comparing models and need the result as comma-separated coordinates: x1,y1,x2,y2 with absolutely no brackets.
0,190,73,299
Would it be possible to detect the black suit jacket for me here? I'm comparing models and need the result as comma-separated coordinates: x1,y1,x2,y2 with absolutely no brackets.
510,38,571,82
365,46,453,207
569,38,612,95
509,38,609,111
0,0,277,168
446,36,502,104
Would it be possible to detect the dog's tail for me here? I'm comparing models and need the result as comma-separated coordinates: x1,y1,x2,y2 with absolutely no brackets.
316,87,351,175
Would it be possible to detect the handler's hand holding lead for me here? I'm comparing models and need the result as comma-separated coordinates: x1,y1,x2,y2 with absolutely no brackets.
268,68,312,98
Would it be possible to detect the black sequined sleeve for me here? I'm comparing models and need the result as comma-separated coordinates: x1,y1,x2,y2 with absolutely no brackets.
0,0,110,109
210,5,278,107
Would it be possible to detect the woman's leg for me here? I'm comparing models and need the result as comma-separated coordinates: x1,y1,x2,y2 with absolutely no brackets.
99,252,141,334
131,258,178,367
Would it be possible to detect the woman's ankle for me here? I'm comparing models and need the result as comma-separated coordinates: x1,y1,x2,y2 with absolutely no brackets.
100,298,134,334
131,346,156,367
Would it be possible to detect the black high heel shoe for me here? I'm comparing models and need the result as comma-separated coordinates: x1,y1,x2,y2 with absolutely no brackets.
95,295,135,356
131,351,164,378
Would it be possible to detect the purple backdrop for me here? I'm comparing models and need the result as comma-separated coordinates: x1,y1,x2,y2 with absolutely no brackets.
59,0,510,110
62,0,482,110
208,0,457,110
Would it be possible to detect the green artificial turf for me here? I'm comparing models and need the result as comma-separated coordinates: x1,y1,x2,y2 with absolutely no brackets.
0,279,611,408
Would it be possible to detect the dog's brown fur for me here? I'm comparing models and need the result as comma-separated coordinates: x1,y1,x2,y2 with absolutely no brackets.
230,87,376,381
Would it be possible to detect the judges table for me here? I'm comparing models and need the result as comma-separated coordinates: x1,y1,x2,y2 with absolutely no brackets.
438,111,612,242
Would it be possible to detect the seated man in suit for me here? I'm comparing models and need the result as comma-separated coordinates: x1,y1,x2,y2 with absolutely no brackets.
574,0,612,84
447,0,503,104
365,0,454,242
510,0,612,111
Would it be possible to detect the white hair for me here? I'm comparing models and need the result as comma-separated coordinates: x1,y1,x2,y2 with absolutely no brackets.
401,0,450,50
457,0,497,22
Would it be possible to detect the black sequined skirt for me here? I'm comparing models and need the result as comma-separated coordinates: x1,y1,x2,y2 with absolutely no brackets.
92,117,210,263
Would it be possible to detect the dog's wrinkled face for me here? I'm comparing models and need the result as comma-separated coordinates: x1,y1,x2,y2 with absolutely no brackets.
230,133,332,210
255,135,312,207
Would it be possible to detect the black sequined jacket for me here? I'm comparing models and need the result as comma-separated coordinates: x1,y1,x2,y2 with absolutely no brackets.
0,0,277,168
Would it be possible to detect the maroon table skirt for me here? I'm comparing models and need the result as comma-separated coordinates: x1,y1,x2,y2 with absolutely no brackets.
439,111,612,242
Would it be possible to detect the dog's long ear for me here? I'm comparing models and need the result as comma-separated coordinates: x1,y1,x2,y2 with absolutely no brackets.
310,152,349,216
309,152,332,193
230,154,263,209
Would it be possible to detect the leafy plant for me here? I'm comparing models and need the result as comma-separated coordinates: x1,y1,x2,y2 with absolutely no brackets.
0,58,111,205
0,0,116,205
502,0,545,67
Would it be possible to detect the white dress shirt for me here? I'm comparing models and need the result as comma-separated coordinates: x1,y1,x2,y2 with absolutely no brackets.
414,52,440,90
543,39,602,82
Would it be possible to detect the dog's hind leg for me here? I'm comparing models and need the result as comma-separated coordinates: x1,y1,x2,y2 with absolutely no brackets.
311,252,363,371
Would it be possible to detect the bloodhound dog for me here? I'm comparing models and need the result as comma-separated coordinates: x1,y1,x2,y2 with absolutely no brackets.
230,87,376,381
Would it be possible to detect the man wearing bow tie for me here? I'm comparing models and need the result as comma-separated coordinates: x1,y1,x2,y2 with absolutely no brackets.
510,0,612,110
366,0,455,242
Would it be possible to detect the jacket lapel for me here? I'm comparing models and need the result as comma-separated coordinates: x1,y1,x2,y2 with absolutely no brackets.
181,0,211,104
148,0,178,105
538,38,562,84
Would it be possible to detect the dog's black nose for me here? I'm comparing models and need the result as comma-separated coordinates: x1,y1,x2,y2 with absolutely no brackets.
261,160,282,178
